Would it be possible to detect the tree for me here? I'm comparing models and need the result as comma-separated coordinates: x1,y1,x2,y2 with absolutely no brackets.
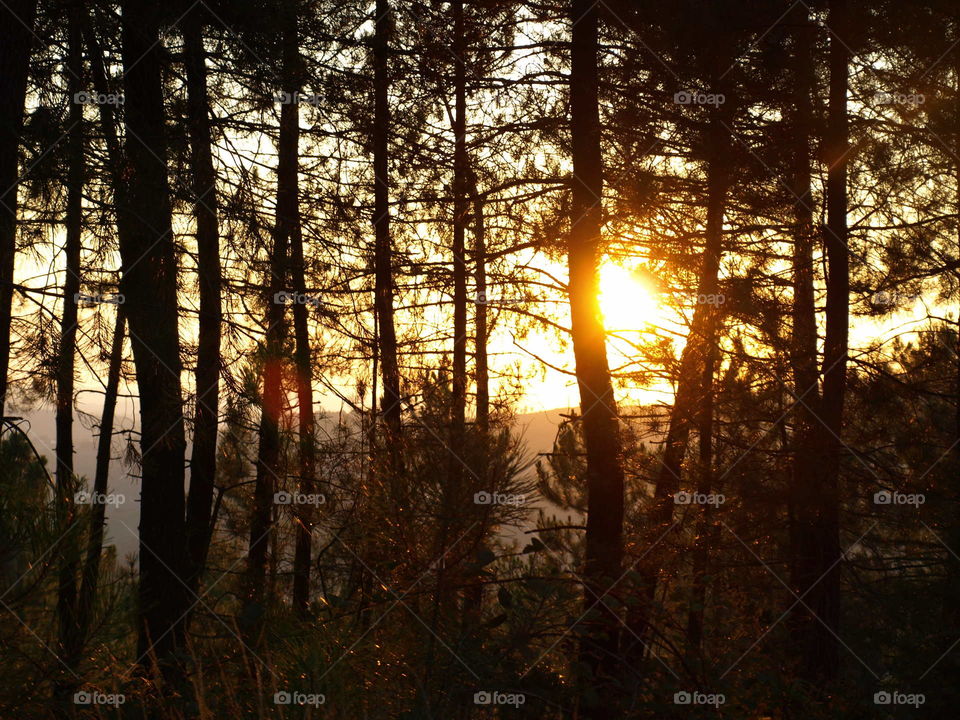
568,0,625,712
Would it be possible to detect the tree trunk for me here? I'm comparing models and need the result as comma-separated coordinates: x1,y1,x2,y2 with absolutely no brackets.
274,4,317,619
182,3,223,599
246,5,295,631
54,7,84,698
628,62,732,663
569,1,625,713
119,0,190,676
66,310,126,667
373,0,402,452
808,0,849,683
0,0,37,418
788,0,845,685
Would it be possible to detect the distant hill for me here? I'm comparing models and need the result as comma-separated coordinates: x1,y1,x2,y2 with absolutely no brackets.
15,404,662,560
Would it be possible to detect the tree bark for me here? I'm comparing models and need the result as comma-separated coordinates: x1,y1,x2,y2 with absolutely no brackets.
0,0,37,418
569,1,625,713
373,0,402,452
66,310,126,667
275,4,318,619
54,7,84,698
182,3,223,599
628,57,732,664
119,0,190,675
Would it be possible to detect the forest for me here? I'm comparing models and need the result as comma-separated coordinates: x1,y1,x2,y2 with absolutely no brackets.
0,0,958,717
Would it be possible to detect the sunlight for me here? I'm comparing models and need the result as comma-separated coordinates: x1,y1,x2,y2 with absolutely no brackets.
598,262,662,332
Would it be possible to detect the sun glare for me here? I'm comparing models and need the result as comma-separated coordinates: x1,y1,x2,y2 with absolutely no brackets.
598,262,661,332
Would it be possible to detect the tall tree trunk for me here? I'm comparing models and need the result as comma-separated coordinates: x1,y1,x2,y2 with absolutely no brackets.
451,0,468,460
373,0,402,452
808,0,849,683
119,0,190,676
943,19,960,641
246,3,294,631
685,338,718,657
54,7,84,699
275,4,317,619
0,0,37,418
789,0,845,685
182,3,222,599
471,172,488,438
628,64,732,662
569,1,625,713
682,100,731,656
64,310,126,674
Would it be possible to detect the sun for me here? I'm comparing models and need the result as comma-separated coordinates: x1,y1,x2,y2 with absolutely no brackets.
598,262,662,332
